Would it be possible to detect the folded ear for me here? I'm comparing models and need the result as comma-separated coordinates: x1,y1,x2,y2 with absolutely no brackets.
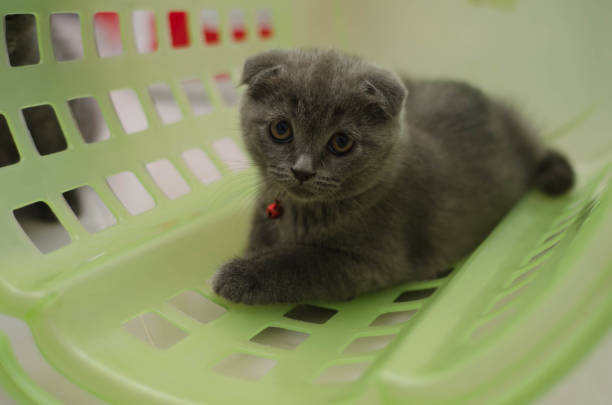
241,49,289,86
361,69,407,118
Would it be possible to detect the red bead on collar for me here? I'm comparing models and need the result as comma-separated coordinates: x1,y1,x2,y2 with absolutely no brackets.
266,199,283,219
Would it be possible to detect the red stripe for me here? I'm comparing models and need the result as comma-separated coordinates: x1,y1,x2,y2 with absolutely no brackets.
149,13,158,51
168,11,189,48
203,27,219,44
232,26,246,42
259,25,273,39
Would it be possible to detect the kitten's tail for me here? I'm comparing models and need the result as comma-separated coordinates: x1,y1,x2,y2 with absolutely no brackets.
534,149,575,196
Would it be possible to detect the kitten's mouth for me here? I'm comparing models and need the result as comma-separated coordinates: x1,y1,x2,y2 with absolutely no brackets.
267,171,337,201
281,176,346,202
287,185,316,199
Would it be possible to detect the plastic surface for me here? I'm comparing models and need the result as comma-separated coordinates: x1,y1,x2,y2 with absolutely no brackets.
0,0,610,404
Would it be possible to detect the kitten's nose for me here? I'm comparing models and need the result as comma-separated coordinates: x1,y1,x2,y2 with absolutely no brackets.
291,154,315,183
291,167,315,183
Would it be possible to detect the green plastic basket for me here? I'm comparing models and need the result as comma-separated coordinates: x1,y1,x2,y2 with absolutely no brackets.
0,1,611,404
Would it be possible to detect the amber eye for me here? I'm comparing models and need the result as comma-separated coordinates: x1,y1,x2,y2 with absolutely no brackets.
327,133,354,155
269,119,293,143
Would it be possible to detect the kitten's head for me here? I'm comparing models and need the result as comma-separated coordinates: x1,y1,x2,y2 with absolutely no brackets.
240,49,407,203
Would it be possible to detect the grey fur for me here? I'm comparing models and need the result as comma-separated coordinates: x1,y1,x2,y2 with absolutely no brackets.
211,49,573,304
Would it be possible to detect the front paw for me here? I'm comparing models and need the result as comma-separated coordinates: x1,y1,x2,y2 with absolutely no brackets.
212,258,263,304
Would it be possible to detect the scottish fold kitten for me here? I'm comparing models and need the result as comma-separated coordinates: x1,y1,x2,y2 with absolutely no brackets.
212,49,574,304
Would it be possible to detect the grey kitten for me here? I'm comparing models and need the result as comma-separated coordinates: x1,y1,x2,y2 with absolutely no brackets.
212,48,574,304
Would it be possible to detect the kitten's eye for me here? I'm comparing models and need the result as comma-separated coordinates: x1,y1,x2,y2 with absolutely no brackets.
269,119,293,143
327,133,354,155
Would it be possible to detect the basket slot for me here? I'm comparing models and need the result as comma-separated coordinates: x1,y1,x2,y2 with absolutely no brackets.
212,137,249,172
109,88,148,134
4,14,40,66
67,97,110,144
393,287,437,302
123,312,187,350
342,334,396,354
181,148,222,185
168,11,190,48
486,284,530,315
200,10,220,45
105,171,155,215
213,74,240,107
13,202,71,254
538,226,569,246
132,10,158,54
147,83,183,125
229,10,247,42
168,290,226,324
214,353,277,381
0,114,20,167
180,78,213,116
510,262,544,287
369,310,416,327
256,10,273,39
525,240,561,265
314,362,371,384
93,12,122,58
63,186,116,233
250,326,309,350
22,105,67,156
283,305,338,324
50,13,83,62
145,159,190,200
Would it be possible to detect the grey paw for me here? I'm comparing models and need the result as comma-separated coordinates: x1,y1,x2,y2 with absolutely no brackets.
212,259,263,304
